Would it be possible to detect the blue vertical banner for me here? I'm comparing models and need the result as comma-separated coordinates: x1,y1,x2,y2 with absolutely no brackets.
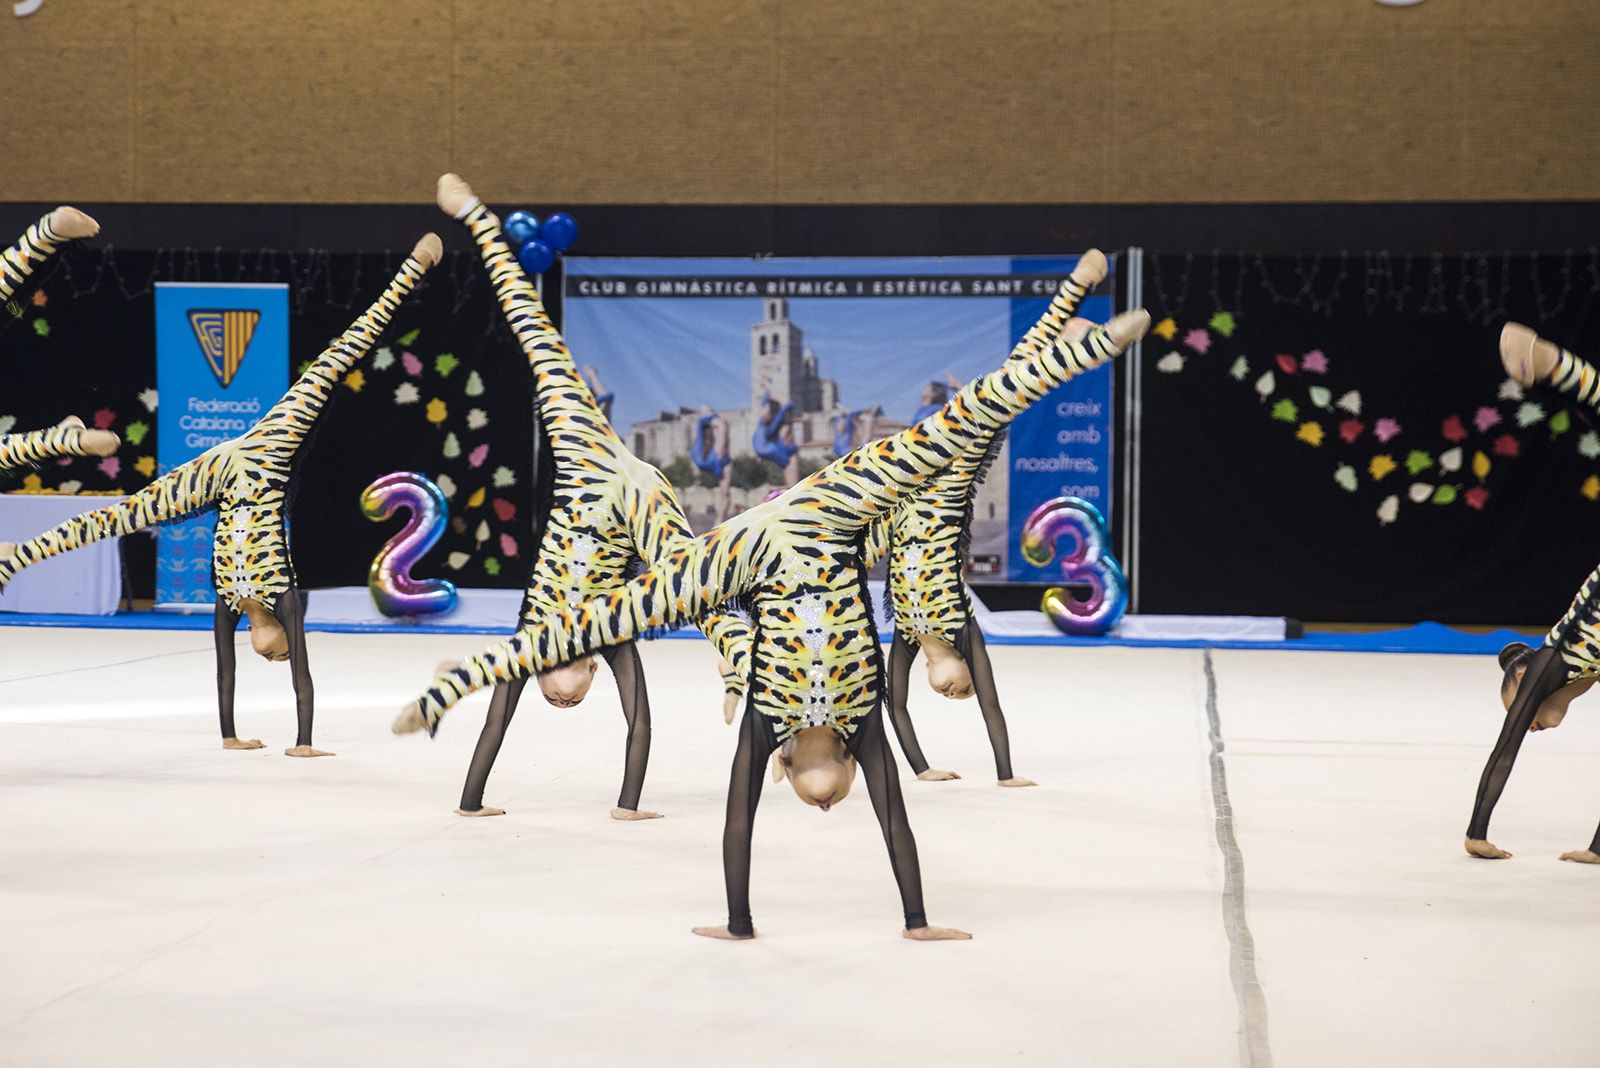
1006,256,1114,582
153,283,287,608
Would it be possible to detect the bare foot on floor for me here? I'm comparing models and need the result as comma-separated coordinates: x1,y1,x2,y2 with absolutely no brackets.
916,769,960,782
456,806,506,818
437,173,477,218
904,925,972,942
692,925,754,941
998,776,1037,788
222,737,264,750
1559,849,1600,865
1465,837,1512,859
50,206,99,240
611,807,664,821
285,745,334,758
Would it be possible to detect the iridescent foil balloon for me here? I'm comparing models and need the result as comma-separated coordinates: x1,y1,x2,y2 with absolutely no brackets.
1019,496,1128,636
361,472,459,618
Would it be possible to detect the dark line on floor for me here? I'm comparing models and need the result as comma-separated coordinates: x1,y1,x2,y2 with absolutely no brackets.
1203,648,1273,1068
0,644,215,686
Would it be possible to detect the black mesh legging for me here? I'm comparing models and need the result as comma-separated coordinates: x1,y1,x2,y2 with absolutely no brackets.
214,587,315,747
885,623,1015,781
722,703,926,936
1466,644,1569,841
457,642,653,813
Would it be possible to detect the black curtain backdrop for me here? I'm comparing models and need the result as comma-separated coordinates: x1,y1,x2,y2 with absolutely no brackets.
1137,251,1600,625
11,240,1600,624
2,245,534,597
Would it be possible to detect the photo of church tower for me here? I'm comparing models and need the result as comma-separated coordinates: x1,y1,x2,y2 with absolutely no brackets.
622,297,1009,572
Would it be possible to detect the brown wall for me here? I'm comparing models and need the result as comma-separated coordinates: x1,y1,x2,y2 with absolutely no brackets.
4,0,1596,205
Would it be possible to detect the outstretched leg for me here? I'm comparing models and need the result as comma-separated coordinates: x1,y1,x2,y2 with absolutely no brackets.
956,623,1032,786
276,589,330,758
458,678,530,816
789,312,1145,540
693,704,771,940
852,709,969,941
244,233,440,453
1,206,97,305
215,598,263,750
0,417,119,472
1500,322,1600,414
603,643,661,820
0,454,224,589
439,175,607,430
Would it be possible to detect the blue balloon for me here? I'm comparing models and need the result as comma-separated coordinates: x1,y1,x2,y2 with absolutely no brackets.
504,210,540,248
542,212,579,252
518,239,556,274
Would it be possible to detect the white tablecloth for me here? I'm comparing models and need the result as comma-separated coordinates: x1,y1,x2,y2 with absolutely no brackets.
0,494,123,616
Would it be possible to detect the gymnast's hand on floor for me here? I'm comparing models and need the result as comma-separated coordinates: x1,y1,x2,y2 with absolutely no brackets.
916,769,961,782
611,807,664,821
222,737,265,750
1464,837,1512,859
691,925,755,941
904,925,972,942
456,806,506,817
1558,849,1600,864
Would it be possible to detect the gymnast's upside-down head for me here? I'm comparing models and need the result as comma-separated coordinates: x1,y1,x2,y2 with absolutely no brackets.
771,725,857,812
538,655,601,708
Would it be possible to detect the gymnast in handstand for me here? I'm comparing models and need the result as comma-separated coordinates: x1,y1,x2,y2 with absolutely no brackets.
395,290,1149,939
436,174,751,820
874,251,1106,787
0,235,441,756
691,407,734,522
752,389,800,485
0,208,122,470
1463,324,1600,863
830,405,878,460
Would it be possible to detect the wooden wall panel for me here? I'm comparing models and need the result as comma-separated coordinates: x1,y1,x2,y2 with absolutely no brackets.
3,44,137,201
453,35,778,204
1458,25,1600,201
2,0,1596,205
776,28,1114,202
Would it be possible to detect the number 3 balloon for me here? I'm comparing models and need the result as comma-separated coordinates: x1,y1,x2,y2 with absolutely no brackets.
361,472,459,618
1019,496,1128,636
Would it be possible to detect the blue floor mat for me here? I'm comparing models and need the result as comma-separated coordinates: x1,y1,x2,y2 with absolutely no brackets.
0,611,1540,656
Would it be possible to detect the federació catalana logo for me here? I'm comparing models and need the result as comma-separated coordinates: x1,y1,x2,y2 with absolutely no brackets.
188,309,261,388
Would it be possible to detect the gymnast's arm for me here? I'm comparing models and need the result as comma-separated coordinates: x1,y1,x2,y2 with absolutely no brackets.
1464,644,1568,857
